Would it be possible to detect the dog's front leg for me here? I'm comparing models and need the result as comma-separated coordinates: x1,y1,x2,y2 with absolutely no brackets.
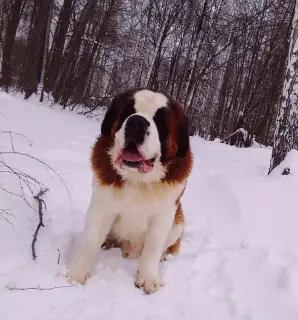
135,210,175,293
67,188,116,285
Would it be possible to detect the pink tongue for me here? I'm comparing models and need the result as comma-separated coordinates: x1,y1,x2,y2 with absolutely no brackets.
118,150,153,173
139,159,153,173
121,150,144,162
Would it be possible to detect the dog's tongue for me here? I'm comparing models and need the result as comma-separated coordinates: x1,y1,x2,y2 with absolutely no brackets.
121,149,144,162
119,150,153,173
139,159,153,173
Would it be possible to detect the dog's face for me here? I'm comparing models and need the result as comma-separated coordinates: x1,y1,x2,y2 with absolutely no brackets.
101,89,190,184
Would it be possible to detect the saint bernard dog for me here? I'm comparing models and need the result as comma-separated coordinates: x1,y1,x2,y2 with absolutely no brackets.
67,88,193,293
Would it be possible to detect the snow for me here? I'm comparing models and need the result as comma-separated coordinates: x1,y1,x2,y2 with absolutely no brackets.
1,92,298,319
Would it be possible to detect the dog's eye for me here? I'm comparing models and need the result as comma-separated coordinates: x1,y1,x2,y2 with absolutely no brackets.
116,102,136,131
153,107,168,141
146,131,150,136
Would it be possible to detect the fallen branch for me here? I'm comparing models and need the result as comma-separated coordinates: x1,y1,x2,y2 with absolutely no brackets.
31,188,49,260
220,128,243,143
6,285,76,291
220,128,253,148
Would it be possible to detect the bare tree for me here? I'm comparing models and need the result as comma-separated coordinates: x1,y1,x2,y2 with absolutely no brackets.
0,0,24,89
52,0,97,105
43,0,74,94
22,0,53,99
269,0,298,174
0,0,295,149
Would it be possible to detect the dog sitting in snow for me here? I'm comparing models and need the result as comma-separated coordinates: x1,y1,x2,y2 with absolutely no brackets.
67,88,193,293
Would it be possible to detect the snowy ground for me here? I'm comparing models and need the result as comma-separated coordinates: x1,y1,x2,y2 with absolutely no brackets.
1,92,298,320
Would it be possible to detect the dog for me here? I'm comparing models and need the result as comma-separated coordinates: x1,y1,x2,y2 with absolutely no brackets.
67,88,193,293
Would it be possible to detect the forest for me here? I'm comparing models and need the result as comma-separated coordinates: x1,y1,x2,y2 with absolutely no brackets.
0,0,297,152
1,1,298,315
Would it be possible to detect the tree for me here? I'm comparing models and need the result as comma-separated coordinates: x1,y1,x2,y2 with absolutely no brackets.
269,0,298,174
52,0,97,105
0,0,24,89
0,0,295,148
22,0,53,99
43,0,74,94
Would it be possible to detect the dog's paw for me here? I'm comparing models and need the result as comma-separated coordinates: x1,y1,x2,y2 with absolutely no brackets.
66,266,91,285
135,270,164,294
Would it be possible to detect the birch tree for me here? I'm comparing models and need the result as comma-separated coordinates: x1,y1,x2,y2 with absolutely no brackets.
269,0,298,174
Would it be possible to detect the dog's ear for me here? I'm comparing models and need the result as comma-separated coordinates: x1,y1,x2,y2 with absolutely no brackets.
176,115,190,158
101,97,119,136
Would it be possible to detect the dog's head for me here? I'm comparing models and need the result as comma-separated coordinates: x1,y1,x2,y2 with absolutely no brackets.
100,89,190,184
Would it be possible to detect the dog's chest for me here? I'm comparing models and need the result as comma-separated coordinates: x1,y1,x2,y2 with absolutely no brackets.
98,182,184,241
114,187,173,240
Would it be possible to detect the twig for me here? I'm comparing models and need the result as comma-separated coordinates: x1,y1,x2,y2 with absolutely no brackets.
1,151,73,212
31,188,49,260
0,208,14,225
6,285,76,291
57,249,61,264
0,131,33,147
0,111,8,118
0,159,47,209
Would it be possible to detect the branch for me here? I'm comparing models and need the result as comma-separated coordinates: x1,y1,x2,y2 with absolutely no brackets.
6,285,76,291
0,151,73,212
220,128,243,143
57,249,61,265
0,131,33,148
0,208,14,226
31,188,49,260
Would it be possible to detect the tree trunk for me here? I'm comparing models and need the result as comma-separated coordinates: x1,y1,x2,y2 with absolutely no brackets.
0,0,23,90
144,6,171,88
60,0,116,105
43,0,73,93
269,1,298,174
182,0,208,109
23,0,53,99
52,0,97,104
40,0,54,102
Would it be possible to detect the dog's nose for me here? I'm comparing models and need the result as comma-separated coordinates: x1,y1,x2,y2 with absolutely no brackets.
125,115,150,146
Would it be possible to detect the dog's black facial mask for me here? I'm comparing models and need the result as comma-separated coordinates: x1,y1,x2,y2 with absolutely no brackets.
153,107,169,162
153,107,190,161
177,116,190,158
101,93,136,137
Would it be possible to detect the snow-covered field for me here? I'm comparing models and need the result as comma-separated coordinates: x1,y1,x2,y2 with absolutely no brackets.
1,92,298,320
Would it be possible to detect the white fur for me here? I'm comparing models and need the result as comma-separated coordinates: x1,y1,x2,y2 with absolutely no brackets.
133,90,168,116
67,175,185,292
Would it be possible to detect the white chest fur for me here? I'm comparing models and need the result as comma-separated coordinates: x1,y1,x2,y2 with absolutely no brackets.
92,177,185,243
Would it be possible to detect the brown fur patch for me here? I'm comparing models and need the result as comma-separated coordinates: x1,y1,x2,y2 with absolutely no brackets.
174,201,185,225
166,239,181,256
164,201,185,257
91,135,124,188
